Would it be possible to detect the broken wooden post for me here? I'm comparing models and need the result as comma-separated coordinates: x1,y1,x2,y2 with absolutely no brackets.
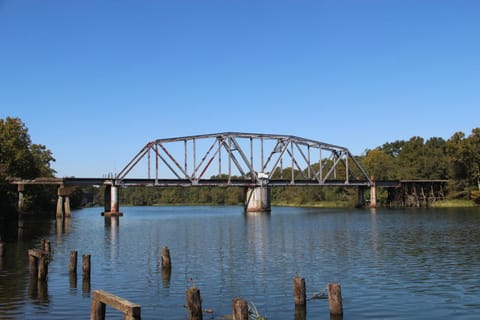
161,246,171,269
232,297,248,320
29,252,38,278
82,253,91,280
69,250,78,274
186,287,203,320
91,289,141,320
28,249,49,281
40,239,51,254
293,276,306,306
328,283,343,316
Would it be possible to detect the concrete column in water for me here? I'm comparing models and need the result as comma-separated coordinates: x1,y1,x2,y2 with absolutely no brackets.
103,184,123,217
110,185,119,213
245,186,271,212
56,195,64,217
370,183,377,208
64,196,71,216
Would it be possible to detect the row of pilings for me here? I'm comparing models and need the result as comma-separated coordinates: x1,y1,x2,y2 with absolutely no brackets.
14,237,345,319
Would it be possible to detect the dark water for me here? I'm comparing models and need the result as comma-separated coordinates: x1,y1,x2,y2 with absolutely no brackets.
1,206,480,319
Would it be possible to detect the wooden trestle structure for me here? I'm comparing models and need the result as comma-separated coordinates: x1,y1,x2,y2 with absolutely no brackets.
384,180,448,208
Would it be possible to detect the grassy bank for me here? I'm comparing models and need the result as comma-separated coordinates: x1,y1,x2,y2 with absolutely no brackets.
272,200,350,208
430,199,477,208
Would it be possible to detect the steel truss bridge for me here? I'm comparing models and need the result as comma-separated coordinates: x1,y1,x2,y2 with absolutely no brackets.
114,132,373,187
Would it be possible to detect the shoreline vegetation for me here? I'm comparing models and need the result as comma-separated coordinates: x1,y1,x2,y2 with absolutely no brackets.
87,198,478,209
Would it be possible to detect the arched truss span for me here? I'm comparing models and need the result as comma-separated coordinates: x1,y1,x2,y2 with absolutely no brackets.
115,132,372,187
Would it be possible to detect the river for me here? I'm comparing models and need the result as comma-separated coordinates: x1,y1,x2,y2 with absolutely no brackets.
0,206,479,319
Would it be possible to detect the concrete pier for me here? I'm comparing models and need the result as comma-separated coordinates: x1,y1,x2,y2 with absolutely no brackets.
103,184,123,217
370,183,377,208
56,186,72,218
245,186,271,212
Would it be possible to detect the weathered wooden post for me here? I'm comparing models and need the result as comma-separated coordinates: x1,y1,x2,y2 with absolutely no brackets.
328,283,343,316
161,246,172,269
293,276,306,305
37,254,48,281
0,241,5,258
17,183,25,211
91,298,106,320
69,250,78,274
41,239,51,254
28,249,49,281
186,287,203,320
91,290,141,320
82,253,91,279
232,298,248,320
29,252,38,278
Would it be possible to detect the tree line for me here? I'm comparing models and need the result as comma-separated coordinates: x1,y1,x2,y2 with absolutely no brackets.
1,116,479,214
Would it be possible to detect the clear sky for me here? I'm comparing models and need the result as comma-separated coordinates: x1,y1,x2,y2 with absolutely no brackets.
1,0,479,177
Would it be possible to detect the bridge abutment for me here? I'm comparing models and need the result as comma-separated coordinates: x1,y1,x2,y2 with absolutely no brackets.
245,186,271,212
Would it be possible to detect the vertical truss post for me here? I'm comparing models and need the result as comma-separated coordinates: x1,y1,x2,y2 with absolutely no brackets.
261,137,264,172
218,139,222,177
148,149,151,180
184,140,188,179
291,140,294,184
193,138,196,180
250,137,253,177
155,143,159,185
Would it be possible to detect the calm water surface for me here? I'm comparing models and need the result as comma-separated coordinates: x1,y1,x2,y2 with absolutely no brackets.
1,206,479,319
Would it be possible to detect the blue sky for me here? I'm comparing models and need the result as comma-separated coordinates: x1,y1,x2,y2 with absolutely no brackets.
1,0,479,177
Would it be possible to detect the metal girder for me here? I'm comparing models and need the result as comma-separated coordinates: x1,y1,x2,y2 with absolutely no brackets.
115,132,373,187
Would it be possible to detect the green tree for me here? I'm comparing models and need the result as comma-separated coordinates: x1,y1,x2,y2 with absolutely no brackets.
0,117,56,212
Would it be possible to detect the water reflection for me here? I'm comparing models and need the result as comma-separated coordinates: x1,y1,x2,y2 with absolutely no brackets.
56,217,71,238
2,207,480,319
294,304,306,320
28,277,49,303
104,216,120,262
245,212,270,267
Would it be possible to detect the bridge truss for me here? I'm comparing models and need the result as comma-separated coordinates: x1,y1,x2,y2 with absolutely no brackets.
116,132,372,187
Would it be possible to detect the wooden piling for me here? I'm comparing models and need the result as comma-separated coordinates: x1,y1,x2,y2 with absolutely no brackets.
82,253,91,279
232,298,248,320
161,246,171,269
91,299,106,320
38,255,48,281
293,276,306,305
186,287,203,320
29,253,38,278
328,283,343,316
0,241,5,258
69,250,78,274
91,290,141,320
43,240,51,254
28,249,49,281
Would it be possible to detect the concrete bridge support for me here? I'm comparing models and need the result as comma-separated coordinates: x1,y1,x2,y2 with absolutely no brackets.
356,187,366,208
103,184,123,217
56,186,71,218
369,183,377,208
245,186,271,212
